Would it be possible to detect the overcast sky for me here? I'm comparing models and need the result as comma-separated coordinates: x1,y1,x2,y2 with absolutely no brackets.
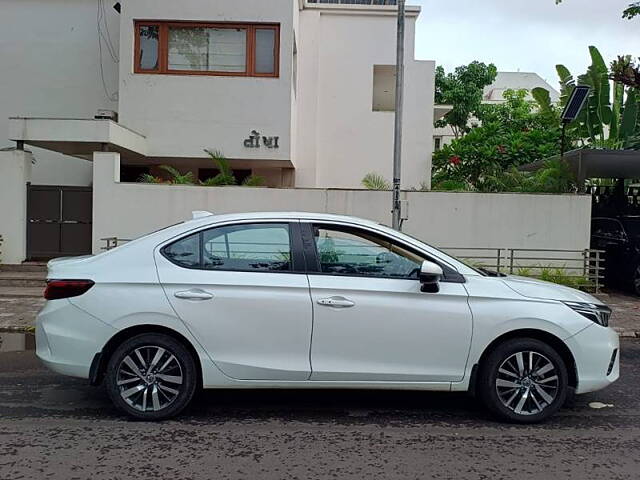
412,0,640,91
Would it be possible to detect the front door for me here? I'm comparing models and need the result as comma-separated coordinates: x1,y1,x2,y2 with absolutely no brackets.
156,221,312,381
305,223,473,383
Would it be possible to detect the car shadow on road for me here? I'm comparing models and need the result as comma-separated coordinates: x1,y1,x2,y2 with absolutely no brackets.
180,387,489,425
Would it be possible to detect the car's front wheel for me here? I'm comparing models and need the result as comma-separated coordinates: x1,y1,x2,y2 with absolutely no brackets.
105,333,197,420
478,338,568,423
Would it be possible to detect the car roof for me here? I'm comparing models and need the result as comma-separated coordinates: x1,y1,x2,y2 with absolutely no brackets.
187,211,383,228
94,210,479,277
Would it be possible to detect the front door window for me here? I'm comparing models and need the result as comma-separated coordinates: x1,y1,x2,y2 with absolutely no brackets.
314,226,424,279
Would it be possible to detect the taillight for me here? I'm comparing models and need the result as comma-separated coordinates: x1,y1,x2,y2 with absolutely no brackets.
44,280,95,300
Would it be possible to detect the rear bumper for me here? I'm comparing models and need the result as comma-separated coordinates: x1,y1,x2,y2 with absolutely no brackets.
567,324,620,394
36,299,116,380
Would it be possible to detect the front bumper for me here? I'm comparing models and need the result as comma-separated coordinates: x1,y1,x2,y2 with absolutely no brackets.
36,299,116,379
566,323,620,394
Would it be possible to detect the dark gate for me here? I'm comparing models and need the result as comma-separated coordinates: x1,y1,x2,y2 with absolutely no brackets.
27,185,93,260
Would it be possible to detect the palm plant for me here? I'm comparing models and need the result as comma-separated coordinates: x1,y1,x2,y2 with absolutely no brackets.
202,149,237,186
158,165,195,185
361,172,391,190
138,173,165,184
242,175,266,187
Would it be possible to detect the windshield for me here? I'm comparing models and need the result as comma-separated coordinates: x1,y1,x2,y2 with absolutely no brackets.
380,225,489,276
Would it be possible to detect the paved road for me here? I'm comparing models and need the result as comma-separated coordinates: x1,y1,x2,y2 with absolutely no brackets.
0,339,639,480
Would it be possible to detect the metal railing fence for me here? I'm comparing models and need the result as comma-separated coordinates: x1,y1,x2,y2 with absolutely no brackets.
440,247,605,292
100,237,132,251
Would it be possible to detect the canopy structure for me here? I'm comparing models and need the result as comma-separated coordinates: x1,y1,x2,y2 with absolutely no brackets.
521,149,640,192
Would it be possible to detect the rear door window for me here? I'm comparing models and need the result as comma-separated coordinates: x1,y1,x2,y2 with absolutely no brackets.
162,223,292,272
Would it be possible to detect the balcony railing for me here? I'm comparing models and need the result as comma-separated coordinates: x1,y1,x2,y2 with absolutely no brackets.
306,0,398,5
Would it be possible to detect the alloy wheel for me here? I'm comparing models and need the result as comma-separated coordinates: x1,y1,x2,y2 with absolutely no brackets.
495,351,559,416
116,346,184,412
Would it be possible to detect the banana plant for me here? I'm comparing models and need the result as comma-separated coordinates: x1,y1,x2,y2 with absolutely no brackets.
555,46,640,149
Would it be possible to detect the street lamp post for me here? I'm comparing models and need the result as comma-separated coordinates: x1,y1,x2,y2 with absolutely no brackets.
391,0,405,231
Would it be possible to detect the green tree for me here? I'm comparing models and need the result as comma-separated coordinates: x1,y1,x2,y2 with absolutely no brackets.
624,2,640,19
555,0,640,19
434,61,498,139
432,89,566,191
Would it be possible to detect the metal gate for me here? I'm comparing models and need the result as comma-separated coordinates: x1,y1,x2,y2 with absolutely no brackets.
27,185,92,260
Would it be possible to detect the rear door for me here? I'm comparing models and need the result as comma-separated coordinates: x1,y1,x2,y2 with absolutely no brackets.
155,221,313,381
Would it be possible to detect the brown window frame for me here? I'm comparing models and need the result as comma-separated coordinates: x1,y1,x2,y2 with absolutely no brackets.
134,21,280,78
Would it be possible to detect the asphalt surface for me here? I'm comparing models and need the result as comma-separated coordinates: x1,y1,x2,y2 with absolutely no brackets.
0,338,639,480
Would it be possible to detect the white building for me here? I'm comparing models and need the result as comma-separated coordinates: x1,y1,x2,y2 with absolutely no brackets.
433,71,561,150
1,0,435,190
0,0,441,263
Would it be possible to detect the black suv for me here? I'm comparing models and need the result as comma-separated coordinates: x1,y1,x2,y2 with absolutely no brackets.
592,216,640,294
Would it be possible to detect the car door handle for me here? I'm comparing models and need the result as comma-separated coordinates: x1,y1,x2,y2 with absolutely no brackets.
317,296,355,308
174,289,213,301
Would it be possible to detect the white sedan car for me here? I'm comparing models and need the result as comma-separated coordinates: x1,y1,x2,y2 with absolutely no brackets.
36,212,619,422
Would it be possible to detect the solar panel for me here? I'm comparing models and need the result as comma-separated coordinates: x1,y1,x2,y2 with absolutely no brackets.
561,85,590,122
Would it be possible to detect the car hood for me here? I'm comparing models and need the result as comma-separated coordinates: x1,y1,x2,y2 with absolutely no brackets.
500,275,603,304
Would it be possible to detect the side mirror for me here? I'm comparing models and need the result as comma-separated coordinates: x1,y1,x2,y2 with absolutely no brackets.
420,260,443,293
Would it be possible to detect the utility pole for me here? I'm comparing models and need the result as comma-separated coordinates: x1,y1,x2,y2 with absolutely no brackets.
391,0,406,231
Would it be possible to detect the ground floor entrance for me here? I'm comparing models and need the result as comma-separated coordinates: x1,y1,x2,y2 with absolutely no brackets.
26,185,92,260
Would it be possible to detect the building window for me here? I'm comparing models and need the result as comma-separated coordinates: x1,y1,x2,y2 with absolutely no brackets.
372,65,396,112
138,25,160,71
135,21,280,77
434,137,442,151
169,26,247,73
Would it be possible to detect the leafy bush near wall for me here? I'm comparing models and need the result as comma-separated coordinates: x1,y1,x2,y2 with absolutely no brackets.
159,165,196,185
432,89,568,192
516,266,592,289
462,259,593,290
361,172,391,190
137,150,266,187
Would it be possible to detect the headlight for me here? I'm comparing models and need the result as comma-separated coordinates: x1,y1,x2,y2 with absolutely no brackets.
563,301,612,327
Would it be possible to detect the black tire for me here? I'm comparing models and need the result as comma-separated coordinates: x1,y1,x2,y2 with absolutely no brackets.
105,333,197,420
477,338,568,423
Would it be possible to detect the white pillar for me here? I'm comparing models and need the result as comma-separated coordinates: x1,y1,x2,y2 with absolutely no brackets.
92,152,120,254
0,150,33,264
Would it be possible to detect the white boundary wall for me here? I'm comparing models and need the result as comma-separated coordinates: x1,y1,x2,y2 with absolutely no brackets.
92,153,592,254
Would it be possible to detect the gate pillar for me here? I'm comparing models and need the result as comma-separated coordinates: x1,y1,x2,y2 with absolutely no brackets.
0,149,33,264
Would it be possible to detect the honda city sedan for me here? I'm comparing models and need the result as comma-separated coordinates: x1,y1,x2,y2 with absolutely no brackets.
36,212,619,422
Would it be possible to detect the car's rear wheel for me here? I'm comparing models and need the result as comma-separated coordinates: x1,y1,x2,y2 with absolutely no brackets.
105,333,197,420
478,338,568,423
